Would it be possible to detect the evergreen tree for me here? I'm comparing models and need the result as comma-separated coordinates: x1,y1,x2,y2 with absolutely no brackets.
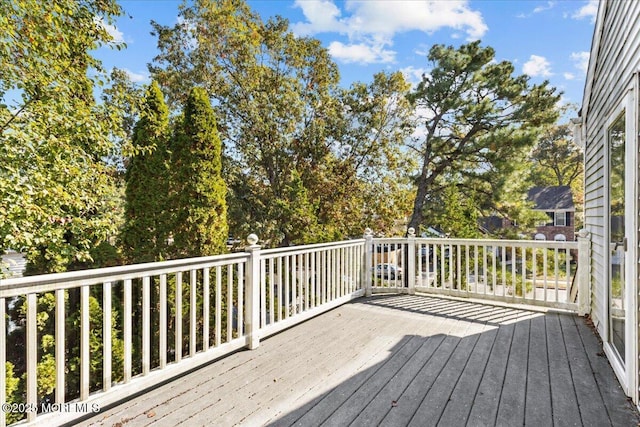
437,186,480,239
407,41,560,232
121,81,171,263
170,87,228,257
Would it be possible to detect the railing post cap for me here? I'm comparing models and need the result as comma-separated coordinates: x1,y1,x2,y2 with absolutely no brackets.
247,233,260,246
577,229,590,239
407,227,416,237
364,228,373,237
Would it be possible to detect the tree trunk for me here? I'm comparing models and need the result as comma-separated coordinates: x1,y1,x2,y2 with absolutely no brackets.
408,180,429,234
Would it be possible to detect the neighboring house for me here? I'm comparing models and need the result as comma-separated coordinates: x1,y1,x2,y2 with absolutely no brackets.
478,215,515,235
527,186,575,241
578,0,640,405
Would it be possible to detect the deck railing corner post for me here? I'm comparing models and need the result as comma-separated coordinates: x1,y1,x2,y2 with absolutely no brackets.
363,229,374,297
407,227,416,295
245,234,261,350
577,229,591,316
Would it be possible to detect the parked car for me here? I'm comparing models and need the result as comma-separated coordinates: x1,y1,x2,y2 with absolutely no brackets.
374,263,403,280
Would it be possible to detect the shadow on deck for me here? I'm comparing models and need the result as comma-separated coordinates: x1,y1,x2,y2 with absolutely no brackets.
78,295,639,427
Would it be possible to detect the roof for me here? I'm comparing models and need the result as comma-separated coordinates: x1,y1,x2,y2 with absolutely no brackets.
527,186,575,211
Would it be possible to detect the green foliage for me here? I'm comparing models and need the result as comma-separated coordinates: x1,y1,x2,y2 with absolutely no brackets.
407,41,561,232
5,361,22,424
5,290,125,417
100,68,146,168
527,122,584,229
151,1,411,245
170,87,228,257
429,186,480,238
528,123,583,188
0,0,126,273
272,171,321,245
121,81,172,263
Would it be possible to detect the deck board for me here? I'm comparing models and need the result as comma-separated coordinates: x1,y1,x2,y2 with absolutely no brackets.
465,322,514,426
495,319,530,426
78,295,639,427
436,324,498,426
559,314,611,427
546,314,582,427
525,314,553,426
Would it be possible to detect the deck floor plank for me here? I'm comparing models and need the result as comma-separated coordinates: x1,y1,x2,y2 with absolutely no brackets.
379,317,477,426
465,321,515,427
165,306,400,426
436,320,499,426
524,314,553,426
348,335,444,427
558,314,611,427
494,316,531,426
408,327,482,426
546,314,582,427
77,295,640,427
574,315,638,427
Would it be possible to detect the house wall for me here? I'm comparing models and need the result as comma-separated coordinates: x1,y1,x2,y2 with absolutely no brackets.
584,0,640,338
534,225,575,242
582,0,640,401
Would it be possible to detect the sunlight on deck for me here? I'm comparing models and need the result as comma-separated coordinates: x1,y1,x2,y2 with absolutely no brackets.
78,295,639,427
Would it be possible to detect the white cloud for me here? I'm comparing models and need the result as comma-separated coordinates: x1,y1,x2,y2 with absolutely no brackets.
572,0,598,23
570,51,590,74
291,0,348,35
341,1,487,40
517,1,555,19
94,17,124,43
533,1,555,14
400,66,427,86
123,69,149,83
292,0,487,64
328,41,395,64
564,72,575,80
523,55,553,77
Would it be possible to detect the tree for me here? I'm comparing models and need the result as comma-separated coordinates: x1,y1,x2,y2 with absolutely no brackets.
121,81,171,263
529,123,583,188
170,87,228,257
528,123,584,228
151,1,414,243
432,185,480,239
406,41,561,233
0,0,126,273
325,71,416,237
151,0,340,245
100,68,146,172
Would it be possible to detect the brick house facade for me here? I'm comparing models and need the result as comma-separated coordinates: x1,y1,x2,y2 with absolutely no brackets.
527,186,576,241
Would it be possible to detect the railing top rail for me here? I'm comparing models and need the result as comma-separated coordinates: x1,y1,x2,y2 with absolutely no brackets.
0,252,250,297
374,236,578,249
260,239,365,257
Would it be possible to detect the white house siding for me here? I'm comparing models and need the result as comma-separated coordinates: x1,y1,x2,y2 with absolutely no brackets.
582,0,640,401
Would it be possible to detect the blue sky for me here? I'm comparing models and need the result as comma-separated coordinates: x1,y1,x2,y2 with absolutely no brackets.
98,0,598,108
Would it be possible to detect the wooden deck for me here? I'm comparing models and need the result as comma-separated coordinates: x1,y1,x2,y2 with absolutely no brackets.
78,295,639,427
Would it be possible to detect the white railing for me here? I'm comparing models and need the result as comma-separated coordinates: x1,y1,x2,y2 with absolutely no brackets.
0,230,590,426
0,237,365,427
363,229,591,313
257,239,365,339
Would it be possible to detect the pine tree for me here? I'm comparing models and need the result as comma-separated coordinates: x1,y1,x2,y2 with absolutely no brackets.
121,81,171,263
170,87,228,257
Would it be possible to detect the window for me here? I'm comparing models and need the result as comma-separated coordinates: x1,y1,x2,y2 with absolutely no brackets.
534,233,546,240
546,212,554,226
555,212,566,226
554,234,566,241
